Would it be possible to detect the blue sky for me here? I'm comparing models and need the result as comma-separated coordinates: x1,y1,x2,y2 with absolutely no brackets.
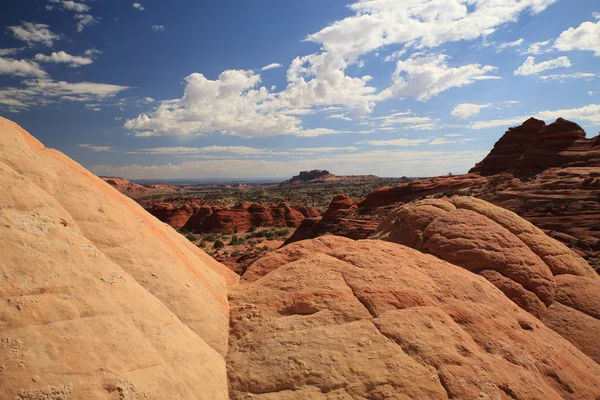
1,0,599,179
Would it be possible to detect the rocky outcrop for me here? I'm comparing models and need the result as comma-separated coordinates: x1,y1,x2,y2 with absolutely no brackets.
144,201,320,233
102,176,183,195
280,169,380,186
0,117,237,399
229,236,600,399
102,176,148,194
374,197,600,362
285,194,380,245
147,202,198,229
287,118,600,272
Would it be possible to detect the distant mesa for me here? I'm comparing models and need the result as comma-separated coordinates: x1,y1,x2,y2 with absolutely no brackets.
280,169,379,186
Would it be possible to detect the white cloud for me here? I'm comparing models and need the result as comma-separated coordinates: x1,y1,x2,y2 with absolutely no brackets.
380,54,498,102
594,12,600,20
538,72,597,82
306,0,557,61
133,3,145,11
125,70,302,137
555,19,600,56
152,25,165,32
0,48,22,56
261,63,282,71
0,78,130,112
62,1,90,12
470,104,600,129
78,144,112,152
451,103,490,119
522,40,553,55
384,49,406,62
327,113,352,121
75,14,97,32
496,38,524,52
128,0,558,139
7,22,60,47
35,50,95,67
365,138,430,146
132,145,360,156
0,57,47,77
514,56,571,76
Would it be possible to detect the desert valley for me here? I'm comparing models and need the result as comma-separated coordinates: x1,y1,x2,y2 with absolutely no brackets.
2,115,600,399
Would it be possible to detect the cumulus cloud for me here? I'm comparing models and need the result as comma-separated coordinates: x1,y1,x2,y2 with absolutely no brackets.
133,3,145,11
451,103,490,119
128,0,558,138
555,19,600,56
261,63,282,71
34,50,96,67
125,70,302,137
0,57,47,77
7,22,60,47
152,25,165,32
380,54,498,102
514,56,571,76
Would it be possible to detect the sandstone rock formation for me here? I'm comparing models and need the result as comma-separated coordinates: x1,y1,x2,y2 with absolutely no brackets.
374,196,600,363
102,176,184,196
280,169,380,186
286,194,380,245
0,117,237,399
145,201,320,234
287,118,600,272
230,236,600,399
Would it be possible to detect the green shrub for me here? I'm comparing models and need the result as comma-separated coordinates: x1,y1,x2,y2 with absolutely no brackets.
213,239,225,250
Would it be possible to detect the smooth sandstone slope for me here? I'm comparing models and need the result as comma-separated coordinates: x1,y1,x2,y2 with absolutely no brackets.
374,196,600,363
0,117,238,399
229,237,600,399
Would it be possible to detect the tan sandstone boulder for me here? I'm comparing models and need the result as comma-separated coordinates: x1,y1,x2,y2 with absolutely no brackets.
0,117,237,399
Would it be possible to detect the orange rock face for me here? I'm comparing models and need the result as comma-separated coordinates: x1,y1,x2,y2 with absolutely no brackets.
229,237,600,399
374,197,600,363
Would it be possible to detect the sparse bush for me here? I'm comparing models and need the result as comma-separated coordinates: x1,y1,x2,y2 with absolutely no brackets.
213,239,225,250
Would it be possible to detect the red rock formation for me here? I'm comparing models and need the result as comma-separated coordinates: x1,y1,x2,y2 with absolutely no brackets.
374,197,600,363
147,202,198,228
285,194,380,244
280,169,380,185
229,236,600,399
286,118,600,272
145,201,321,233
